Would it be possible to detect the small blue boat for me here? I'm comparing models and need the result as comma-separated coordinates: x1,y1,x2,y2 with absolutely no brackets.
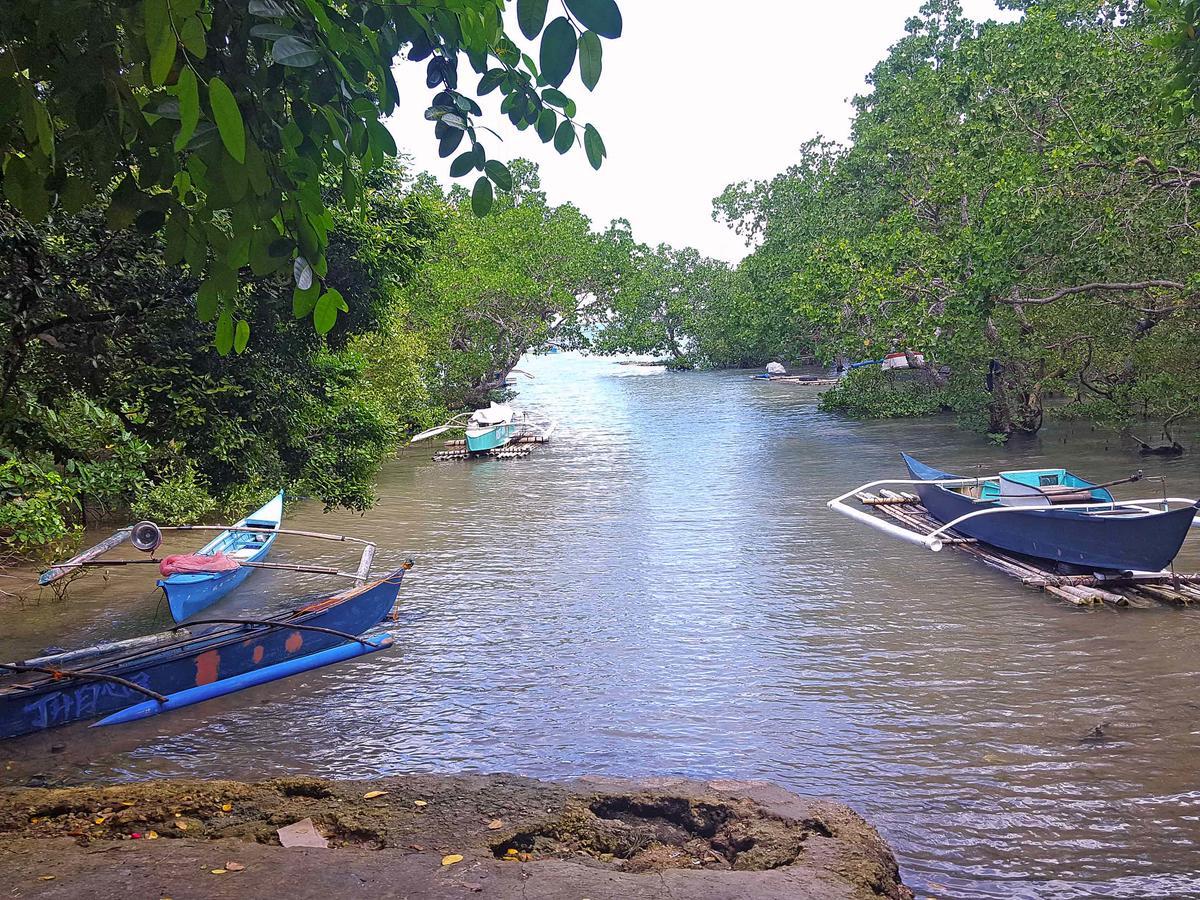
465,403,519,453
0,564,409,740
158,491,284,622
902,453,1197,573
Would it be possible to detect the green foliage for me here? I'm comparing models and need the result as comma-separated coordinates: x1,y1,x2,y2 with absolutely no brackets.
0,155,441,554
818,367,947,419
0,0,619,351
130,459,216,525
0,455,80,557
400,160,624,406
710,0,1200,439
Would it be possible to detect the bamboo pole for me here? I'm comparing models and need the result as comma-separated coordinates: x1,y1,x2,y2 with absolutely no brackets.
39,529,132,585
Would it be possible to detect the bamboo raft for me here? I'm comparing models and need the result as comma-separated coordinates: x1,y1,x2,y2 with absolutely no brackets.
854,490,1200,608
755,375,841,386
432,434,550,462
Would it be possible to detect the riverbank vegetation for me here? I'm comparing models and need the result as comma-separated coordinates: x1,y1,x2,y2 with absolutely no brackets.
701,0,1200,443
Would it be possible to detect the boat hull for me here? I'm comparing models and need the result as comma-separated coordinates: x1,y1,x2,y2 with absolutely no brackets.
903,453,1197,572
466,423,517,453
0,568,406,740
158,491,283,622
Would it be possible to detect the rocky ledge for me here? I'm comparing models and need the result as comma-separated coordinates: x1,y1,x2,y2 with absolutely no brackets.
0,773,911,899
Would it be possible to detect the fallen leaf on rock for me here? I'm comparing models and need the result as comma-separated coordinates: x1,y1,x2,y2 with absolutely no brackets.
224,862,245,872
39,875,55,881
175,821,188,831
210,869,227,875
363,790,388,799
120,801,136,808
414,799,428,807
221,803,232,812
409,844,424,851
505,849,518,858
487,819,503,830
93,816,105,824
146,830,159,840
441,854,463,867
277,818,328,849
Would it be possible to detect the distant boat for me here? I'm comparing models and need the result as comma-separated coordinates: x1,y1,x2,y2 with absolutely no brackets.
0,564,410,740
410,403,556,455
902,453,1197,573
158,491,284,622
882,351,924,370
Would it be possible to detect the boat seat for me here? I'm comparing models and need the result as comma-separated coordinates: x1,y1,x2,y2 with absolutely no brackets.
229,546,260,559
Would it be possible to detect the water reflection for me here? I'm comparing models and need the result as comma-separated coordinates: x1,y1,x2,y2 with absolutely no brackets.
3,353,1200,899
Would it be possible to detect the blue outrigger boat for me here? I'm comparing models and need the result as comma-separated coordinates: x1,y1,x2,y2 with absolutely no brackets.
830,454,1198,574
158,490,284,621
0,564,409,740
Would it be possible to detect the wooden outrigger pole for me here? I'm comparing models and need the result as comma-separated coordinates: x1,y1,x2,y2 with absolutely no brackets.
39,524,379,587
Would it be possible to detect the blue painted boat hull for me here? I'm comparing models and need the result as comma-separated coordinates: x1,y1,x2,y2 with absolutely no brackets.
159,490,284,623
0,567,407,740
903,453,1197,572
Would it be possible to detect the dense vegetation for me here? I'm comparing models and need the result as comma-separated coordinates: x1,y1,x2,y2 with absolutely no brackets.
0,0,620,348
696,1,1200,443
6,0,1200,558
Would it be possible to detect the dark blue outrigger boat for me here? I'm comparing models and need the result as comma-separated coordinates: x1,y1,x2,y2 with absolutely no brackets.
830,453,1198,574
0,564,409,740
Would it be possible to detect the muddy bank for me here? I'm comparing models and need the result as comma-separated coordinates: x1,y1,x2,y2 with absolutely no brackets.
0,773,910,899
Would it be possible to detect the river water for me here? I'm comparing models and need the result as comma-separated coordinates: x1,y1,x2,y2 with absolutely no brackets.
4,353,1200,898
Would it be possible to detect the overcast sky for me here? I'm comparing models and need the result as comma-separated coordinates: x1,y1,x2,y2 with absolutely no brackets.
386,1,1012,263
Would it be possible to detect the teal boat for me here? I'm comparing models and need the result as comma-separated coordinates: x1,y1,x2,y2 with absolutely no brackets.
157,490,284,622
409,402,556,456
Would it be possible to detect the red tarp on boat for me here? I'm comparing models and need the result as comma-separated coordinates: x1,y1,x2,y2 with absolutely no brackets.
159,552,241,576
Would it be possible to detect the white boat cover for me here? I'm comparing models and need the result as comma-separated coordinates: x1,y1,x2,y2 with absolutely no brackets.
469,403,514,426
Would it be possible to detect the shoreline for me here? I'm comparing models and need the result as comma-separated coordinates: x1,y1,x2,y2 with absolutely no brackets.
0,772,911,899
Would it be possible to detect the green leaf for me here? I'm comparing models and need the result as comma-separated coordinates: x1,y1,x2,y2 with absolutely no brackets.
553,120,575,154
273,35,320,67
517,0,548,40
539,17,577,88
578,31,602,90
584,123,606,169
197,278,220,321
542,88,570,108
249,24,294,39
180,16,207,58
208,76,245,163
150,28,177,86
313,288,343,334
536,108,557,142
471,175,494,216
3,155,49,222
234,318,250,353
484,159,513,191
367,120,398,158
292,282,319,318
564,0,622,38
144,0,168,54
478,69,505,95
215,310,234,355
175,67,199,152
449,150,475,177
294,256,314,290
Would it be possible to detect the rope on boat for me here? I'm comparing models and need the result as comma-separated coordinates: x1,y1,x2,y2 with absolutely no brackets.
0,663,169,702
171,618,375,645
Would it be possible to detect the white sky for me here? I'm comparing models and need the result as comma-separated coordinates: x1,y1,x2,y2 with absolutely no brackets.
387,1,1012,263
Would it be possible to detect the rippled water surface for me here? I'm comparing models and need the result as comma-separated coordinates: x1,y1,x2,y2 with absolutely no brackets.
4,353,1200,898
